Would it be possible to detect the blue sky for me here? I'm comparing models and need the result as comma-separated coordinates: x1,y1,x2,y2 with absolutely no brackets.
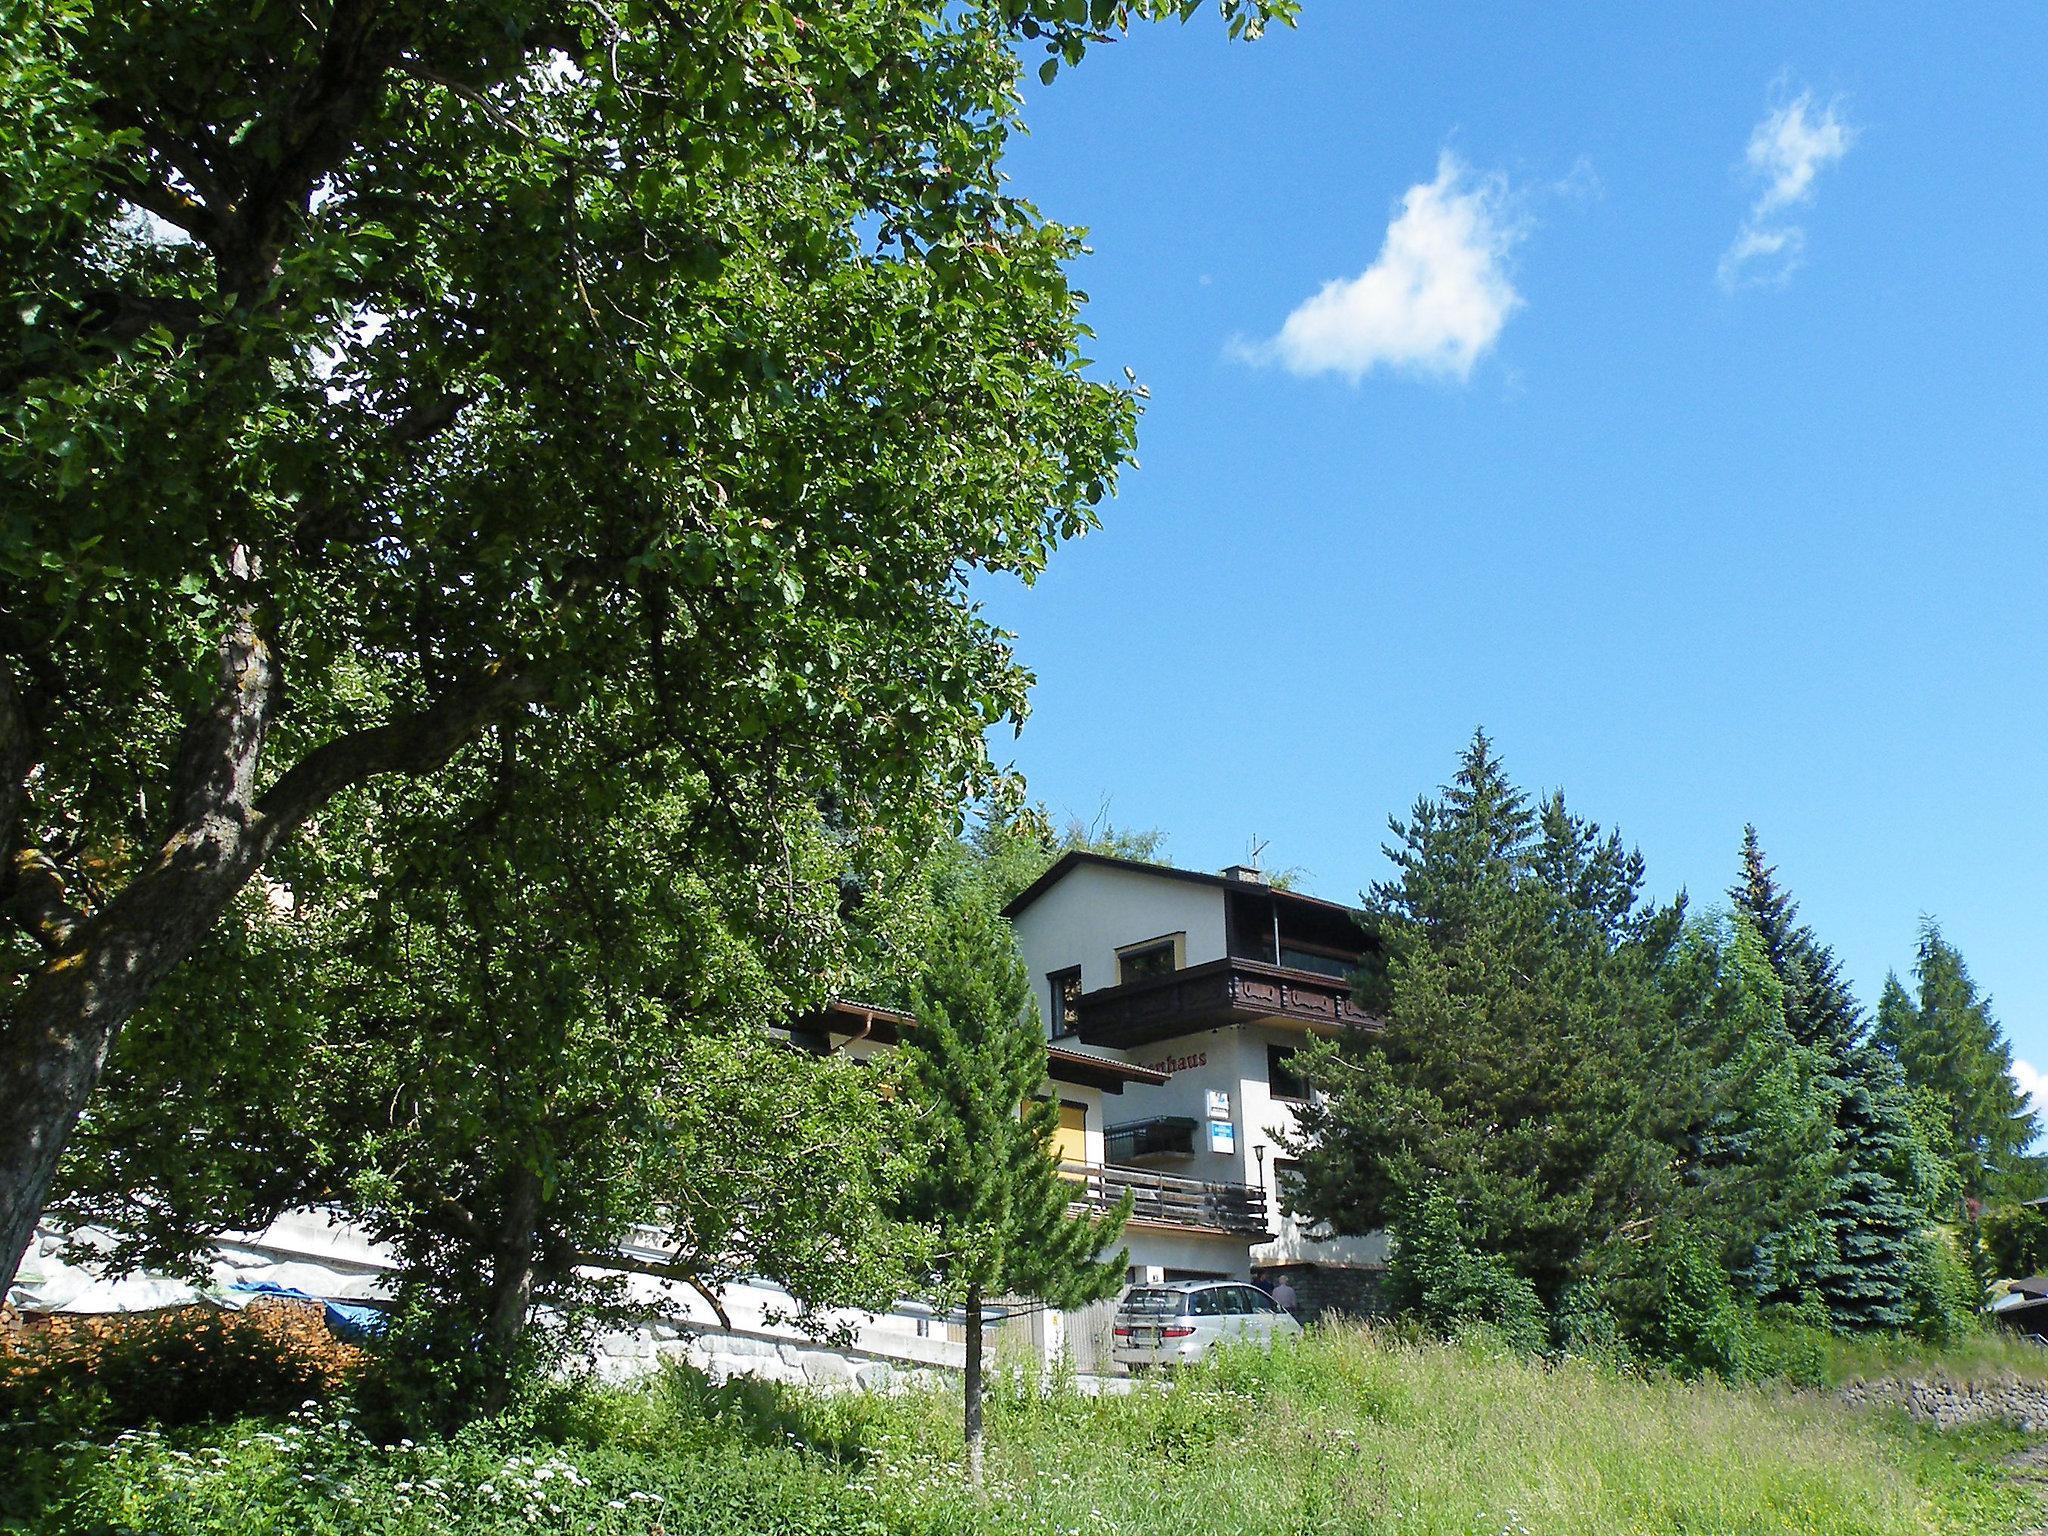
977,5,2048,1101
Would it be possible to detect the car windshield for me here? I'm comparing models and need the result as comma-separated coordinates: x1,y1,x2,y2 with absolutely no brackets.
1120,1288,1186,1317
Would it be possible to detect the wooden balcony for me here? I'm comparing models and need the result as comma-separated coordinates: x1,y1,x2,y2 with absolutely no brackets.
1061,1161,1271,1238
1069,956,1383,1050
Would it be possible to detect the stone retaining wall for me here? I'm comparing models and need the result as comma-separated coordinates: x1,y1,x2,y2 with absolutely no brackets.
1838,1376,2048,1432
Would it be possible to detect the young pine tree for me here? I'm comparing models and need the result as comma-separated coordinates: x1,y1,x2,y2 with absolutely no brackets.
896,896,1129,1485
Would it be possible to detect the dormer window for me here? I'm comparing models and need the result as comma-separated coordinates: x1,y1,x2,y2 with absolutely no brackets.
1116,933,1183,985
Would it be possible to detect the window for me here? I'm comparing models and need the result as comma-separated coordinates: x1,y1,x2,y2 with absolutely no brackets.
1191,1287,1232,1317
1245,1288,1279,1314
1046,967,1082,1038
1268,1044,1308,1103
1116,933,1182,985
1274,1157,1309,1221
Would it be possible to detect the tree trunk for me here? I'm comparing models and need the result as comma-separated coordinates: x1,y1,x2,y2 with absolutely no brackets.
480,1167,543,1417
963,1281,985,1489
0,621,537,1299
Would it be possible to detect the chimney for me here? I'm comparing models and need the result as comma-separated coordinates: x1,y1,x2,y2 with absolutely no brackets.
1219,864,1267,885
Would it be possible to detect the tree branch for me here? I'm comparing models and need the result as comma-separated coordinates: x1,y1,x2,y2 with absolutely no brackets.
0,665,30,867
583,1250,736,1331
252,662,543,855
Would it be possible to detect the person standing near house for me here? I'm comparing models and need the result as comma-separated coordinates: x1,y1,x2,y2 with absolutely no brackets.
1269,1275,1298,1319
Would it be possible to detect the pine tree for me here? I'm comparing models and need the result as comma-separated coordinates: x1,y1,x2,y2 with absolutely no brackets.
1289,732,1686,1317
896,895,1129,1484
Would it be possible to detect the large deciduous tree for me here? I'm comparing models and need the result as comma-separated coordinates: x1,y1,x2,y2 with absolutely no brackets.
55,705,927,1422
0,0,1293,1293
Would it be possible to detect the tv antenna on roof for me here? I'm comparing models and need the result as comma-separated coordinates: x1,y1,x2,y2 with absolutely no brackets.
1247,835,1269,872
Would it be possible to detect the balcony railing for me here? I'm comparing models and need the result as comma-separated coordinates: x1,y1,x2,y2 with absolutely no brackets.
1061,1161,1270,1237
1070,956,1383,1050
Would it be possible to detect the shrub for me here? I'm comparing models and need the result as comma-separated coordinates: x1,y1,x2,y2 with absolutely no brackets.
1385,1192,1549,1353
1905,1227,1985,1345
0,1301,358,1526
1983,1203,2048,1281
1,1301,355,1433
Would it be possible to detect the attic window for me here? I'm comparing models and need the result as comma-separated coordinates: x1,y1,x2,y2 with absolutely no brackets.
1116,934,1182,985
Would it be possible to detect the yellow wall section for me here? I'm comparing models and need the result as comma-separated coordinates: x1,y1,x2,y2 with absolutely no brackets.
1052,1101,1088,1167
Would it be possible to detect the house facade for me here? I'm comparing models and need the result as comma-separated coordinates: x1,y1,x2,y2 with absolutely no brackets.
1002,851,1390,1315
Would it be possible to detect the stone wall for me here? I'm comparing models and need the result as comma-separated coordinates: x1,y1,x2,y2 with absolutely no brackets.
1253,1262,1391,1324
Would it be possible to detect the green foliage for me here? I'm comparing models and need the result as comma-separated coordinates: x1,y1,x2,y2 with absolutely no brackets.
0,1306,348,1520
1983,1202,2048,1281
0,0,1295,1296
59,714,924,1427
1813,1052,1924,1331
1903,1226,1987,1346
1383,1189,1548,1354
1289,731,1691,1317
1662,910,1840,1303
1729,832,1939,1332
1643,1229,1749,1380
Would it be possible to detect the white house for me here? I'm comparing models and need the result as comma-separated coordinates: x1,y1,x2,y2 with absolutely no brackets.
1001,851,1390,1316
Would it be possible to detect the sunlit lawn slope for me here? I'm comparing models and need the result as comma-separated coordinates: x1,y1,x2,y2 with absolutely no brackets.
26,1325,2046,1536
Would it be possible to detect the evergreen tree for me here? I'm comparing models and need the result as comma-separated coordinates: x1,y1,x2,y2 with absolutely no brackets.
1662,912,1840,1304
1727,829,1930,1330
1811,1046,1921,1330
1289,732,1687,1319
895,895,1129,1484
1730,827,1860,1054
1875,921,2042,1204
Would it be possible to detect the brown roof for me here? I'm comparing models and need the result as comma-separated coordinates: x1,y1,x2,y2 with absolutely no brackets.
1000,849,1363,922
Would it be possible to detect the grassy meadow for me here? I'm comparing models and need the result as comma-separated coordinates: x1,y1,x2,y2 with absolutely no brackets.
17,1324,2047,1536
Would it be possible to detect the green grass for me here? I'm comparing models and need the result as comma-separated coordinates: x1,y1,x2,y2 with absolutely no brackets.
15,1325,2046,1535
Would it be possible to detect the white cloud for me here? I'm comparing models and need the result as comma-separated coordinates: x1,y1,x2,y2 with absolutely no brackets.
2014,1059,2048,1131
1719,89,1854,290
1248,152,1522,382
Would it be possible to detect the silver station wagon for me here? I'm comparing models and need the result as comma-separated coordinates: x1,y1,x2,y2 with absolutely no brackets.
1110,1279,1301,1373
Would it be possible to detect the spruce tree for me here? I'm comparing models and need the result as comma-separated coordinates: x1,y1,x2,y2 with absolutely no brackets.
1731,827,1860,1054
1729,828,1923,1329
1811,1046,1919,1330
896,895,1128,1484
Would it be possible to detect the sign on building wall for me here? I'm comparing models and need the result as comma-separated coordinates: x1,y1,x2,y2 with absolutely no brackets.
1205,1089,1231,1120
1208,1120,1236,1154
